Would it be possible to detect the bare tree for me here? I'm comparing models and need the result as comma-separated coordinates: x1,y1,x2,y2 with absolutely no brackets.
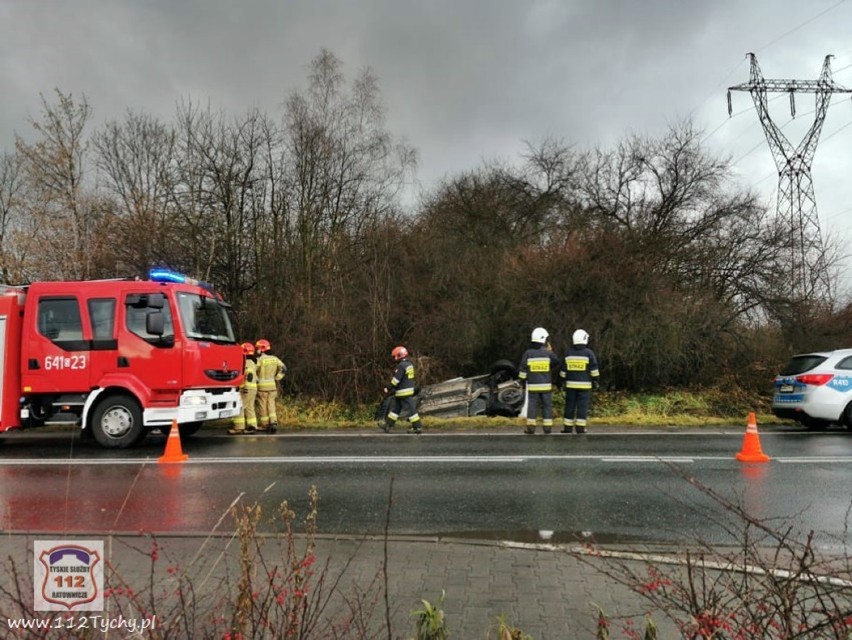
93,110,179,275
272,49,417,398
15,89,102,280
0,151,26,283
566,122,795,386
166,99,219,279
281,49,416,298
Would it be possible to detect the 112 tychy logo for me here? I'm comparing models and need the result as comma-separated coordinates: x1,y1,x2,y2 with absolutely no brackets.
34,540,104,611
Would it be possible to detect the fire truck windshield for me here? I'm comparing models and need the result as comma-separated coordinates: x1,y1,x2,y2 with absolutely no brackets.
176,292,237,344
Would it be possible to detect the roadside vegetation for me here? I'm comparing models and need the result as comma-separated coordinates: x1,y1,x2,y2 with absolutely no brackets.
266,386,785,430
1,48,850,412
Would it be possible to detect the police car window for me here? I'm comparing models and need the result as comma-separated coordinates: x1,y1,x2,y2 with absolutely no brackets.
836,357,852,370
88,298,116,340
37,298,83,341
125,295,174,343
779,355,827,376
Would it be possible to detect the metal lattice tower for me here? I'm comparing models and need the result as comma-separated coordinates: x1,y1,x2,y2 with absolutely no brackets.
727,53,852,302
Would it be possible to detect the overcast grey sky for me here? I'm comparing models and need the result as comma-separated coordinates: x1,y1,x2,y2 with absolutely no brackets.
2,0,852,290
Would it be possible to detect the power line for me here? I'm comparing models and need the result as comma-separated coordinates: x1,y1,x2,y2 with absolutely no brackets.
702,93,786,145
730,101,851,165
748,116,852,187
823,205,852,222
690,58,747,121
820,118,852,144
754,0,848,53
703,78,848,148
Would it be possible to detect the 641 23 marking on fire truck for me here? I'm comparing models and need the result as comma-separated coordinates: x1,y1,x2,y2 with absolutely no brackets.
43,355,88,371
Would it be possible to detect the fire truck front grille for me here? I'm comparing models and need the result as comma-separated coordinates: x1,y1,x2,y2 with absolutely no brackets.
204,369,240,382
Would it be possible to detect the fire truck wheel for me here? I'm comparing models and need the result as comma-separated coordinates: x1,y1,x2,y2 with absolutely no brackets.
91,394,144,449
178,421,203,437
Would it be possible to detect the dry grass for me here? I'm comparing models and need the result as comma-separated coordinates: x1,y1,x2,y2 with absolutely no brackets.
261,387,784,431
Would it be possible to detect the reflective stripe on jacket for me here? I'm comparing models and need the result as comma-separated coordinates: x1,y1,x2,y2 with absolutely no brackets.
518,346,560,392
256,354,286,391
560,346,600,390
390,358,416,397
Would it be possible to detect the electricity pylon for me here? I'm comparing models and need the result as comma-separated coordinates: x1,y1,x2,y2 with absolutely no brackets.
727,53,852,302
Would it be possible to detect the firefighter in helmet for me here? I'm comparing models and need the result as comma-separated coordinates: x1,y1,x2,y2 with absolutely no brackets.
255,338,286,433
229,341,259,435
518,327,561,434
380,345,422,434
560,329,600,434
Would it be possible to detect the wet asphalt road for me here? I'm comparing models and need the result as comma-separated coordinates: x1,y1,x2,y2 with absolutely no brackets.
0,425,850,549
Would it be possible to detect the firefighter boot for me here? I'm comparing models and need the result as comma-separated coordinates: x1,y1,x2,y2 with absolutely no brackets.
266,423,278,434
380,419,393,434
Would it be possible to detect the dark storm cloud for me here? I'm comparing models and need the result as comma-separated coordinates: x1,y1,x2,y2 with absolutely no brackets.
1,0,851,212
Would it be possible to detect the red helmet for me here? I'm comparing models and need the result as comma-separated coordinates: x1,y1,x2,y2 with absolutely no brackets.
255,338,271,353
241,342,255,356
391,345,409,361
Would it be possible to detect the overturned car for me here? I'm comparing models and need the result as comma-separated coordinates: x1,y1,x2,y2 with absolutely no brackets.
415,360,525,418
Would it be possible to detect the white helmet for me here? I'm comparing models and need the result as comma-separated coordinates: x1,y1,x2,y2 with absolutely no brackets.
572,329,589,345
531,327,549,344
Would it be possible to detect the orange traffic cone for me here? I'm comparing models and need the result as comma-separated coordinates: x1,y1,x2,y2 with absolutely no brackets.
158,420,188,463
735,412,770,463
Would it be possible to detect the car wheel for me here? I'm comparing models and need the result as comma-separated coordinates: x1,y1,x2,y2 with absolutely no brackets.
800,416,830,431
497,386,524,407
843,403,852,430
489,360,518,384
91,394,145,449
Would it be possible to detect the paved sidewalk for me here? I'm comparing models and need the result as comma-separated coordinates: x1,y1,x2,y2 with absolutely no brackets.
311,535,682,639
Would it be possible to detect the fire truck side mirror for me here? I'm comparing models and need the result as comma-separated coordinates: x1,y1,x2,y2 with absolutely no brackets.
147,293,165,309
146,311,165,336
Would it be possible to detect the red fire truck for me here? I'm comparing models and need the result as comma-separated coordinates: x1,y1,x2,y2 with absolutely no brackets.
0,269,243,448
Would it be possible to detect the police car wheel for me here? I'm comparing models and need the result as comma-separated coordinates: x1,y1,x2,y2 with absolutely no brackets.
800,417,830,431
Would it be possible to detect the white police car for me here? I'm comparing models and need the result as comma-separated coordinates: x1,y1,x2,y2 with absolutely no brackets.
772,348,852,430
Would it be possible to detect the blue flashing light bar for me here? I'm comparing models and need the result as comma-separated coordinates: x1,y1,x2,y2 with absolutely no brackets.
148,267,215,294
148,268,188,284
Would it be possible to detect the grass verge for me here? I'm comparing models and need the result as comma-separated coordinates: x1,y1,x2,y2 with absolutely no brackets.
264,387,785,431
